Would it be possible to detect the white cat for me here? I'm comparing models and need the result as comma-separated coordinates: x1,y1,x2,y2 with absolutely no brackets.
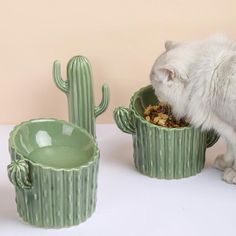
150,34,236,184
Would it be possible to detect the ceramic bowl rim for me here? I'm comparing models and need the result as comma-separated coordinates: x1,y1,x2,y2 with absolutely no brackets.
9,118,100,172
130,85,195,132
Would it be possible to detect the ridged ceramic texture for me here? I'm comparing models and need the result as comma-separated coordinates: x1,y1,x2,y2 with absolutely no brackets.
114,85,220,179
8,119,100,228
53,55,110,137
8,159,31,189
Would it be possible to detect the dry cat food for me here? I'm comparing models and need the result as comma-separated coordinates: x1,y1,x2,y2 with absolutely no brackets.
144,103,189,128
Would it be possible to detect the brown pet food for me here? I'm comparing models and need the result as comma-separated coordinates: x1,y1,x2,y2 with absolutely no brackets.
144,103,189,128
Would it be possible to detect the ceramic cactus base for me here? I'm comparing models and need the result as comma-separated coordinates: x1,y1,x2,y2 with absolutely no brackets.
132,121,207,179
13,159,99,228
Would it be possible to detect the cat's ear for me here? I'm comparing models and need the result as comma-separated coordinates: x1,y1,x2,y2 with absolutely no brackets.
165,41,178,50
156,66,176,82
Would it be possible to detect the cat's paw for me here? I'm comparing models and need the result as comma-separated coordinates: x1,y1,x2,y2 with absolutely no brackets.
223,168,236,184
214,154,233,171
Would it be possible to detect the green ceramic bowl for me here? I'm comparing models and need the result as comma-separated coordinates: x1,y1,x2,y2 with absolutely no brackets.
114,85,219,179
8,118,99,228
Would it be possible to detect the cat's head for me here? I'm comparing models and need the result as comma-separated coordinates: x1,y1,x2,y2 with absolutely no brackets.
150,41,191,119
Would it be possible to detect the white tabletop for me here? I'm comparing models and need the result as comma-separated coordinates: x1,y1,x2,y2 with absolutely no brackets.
0,124,235,236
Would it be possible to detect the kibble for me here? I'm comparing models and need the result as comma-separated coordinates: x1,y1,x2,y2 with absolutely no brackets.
144,103,189,128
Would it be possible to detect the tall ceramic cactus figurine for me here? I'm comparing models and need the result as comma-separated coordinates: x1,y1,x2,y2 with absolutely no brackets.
53,55,110,137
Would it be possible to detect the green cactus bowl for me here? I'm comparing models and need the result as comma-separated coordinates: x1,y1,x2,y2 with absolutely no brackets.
114,85,219,179
8,118,99,228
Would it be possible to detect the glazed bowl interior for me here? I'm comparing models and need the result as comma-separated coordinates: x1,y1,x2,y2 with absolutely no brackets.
132,85,159,117
11,119,97,169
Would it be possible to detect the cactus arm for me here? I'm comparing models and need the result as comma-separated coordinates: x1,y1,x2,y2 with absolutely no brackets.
95,84,110,118
206,129,220,148
53,60,69,94
7,159,31,189
113,107,136,134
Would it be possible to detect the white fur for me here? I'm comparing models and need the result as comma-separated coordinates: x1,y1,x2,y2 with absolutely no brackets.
150,34,236,184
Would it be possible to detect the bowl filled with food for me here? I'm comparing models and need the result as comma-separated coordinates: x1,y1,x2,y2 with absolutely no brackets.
114,85,219,179
7,118,99,228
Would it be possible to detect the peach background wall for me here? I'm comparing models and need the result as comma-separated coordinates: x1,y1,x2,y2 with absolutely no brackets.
0,0,236,124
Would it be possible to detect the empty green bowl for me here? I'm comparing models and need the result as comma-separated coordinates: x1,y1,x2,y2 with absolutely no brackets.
8,118,99,228
114,85,219,179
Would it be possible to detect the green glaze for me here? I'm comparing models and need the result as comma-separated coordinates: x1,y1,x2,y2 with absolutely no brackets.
114,85,219,179
53,55,110,137
8,119,99,228
8,159,31,189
